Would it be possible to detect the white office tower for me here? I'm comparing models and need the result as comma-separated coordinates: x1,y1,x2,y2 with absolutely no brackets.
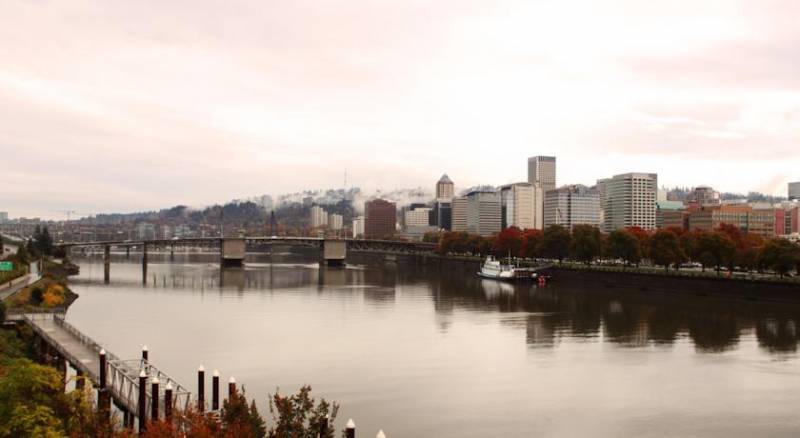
451,197,469,232
498,182,543,230
601,173,658,232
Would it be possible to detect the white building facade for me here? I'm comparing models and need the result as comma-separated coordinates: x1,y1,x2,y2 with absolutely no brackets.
600,173,658,232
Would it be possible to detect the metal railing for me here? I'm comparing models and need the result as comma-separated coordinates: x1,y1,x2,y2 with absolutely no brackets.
24,314,192,419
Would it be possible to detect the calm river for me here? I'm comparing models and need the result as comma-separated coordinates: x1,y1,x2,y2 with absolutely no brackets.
65,251,800,437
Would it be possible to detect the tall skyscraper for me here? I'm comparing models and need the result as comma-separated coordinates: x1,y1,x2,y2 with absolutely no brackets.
789,181,800,201
436,174,455,200
465,191,502,236
543,185,601,230
600,173,658,232
451,197,469,232
364,199,396,238
498,182,543,230
527,156,556,192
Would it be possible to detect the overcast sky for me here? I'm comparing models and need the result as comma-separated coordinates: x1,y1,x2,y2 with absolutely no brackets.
2,0,799,219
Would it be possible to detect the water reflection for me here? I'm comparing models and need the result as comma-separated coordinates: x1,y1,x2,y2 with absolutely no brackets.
73,251,800,357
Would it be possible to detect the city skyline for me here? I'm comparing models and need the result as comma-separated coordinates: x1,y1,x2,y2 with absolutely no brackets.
2,0,800,219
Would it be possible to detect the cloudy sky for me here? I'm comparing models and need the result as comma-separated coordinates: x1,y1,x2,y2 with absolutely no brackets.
2,0,799,219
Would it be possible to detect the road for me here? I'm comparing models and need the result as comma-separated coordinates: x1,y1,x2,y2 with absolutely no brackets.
0,262,41,301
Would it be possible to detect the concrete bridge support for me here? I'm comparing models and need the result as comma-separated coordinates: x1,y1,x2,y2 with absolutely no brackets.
322,239,346,267
142,243,148,285
103,245,111,284
221,238,246,267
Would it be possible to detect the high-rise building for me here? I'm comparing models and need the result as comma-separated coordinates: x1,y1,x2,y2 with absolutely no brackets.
436,174,455,200
352,216,365,238
364,199,396,239
465,191,501,236
600,173,658,232
451,197,468,232
432,200,452,231
0,212,7,223
789,182,800,201
404,208,432,228
527,156,556,192
329,214,343,230
310,206,328,228
498,182,543,230
543,185,601,230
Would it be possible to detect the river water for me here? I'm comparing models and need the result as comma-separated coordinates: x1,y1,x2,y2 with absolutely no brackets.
65,251,800,437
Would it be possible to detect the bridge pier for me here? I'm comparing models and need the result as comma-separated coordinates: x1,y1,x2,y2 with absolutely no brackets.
103,245,110,284
221,238,246,267
142,243,148,285
126,246,130,259
321,239,346,267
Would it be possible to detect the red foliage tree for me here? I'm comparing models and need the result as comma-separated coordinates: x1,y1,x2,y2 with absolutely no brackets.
492,227,523,257
519,229,543,259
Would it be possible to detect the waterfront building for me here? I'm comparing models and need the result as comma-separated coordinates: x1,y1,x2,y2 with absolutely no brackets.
404,207,432,228
432,199,452,231
600,173,658,232
543,185,601,230
451,197,468,232
310,205,328,228
656,200,687,229
687,204,777,238
365,199,396,239
466,191,501,237
352,216,365,238
329,213,343,231
789,182,800,201
527,156,556,192
436,174,455,200
498,182,543,230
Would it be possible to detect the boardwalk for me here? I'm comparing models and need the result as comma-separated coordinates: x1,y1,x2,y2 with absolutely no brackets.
25,314,191,421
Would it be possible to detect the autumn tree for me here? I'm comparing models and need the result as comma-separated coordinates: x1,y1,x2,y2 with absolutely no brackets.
625,227,651,260
493,227,523,257
537,225,572,262
760,238,800,277
606,229,642,266
649,230,684,271
267,385,339,438
570,225,602,265
519,229,543,259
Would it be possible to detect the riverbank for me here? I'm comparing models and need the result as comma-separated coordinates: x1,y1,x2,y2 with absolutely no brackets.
348,251,800,302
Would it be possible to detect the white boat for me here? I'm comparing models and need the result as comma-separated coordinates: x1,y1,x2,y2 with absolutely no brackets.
477,255,517,280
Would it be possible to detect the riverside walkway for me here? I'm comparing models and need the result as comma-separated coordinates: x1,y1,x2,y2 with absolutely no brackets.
24,313,191,425
0,262,41,301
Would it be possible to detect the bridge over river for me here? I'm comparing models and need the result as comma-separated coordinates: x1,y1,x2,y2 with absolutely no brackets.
57,236,438,284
